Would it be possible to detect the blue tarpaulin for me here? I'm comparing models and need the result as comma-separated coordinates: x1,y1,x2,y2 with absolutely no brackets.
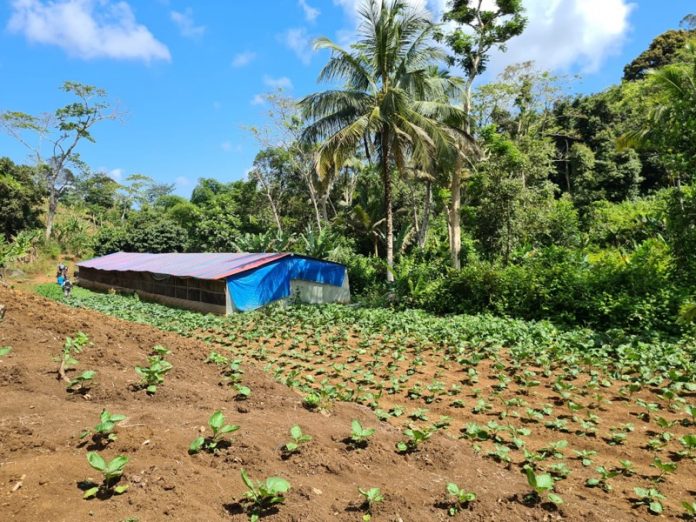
226,256,346,311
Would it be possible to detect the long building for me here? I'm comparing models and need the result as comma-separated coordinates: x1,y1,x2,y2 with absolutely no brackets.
76,252,350,314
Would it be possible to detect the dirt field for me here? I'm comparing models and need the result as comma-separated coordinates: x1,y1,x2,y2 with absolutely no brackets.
0,284,675,521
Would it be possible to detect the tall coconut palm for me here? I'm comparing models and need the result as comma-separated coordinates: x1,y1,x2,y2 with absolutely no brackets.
301,0,465,282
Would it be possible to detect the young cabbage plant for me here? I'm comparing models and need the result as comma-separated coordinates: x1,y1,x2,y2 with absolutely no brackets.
67,370,95,393
525,467,563,505
633,487,665,515
135,354,172,394
396,427,434,454
446,483,476,516
81,409,127,444
189,410,239,454
57,332,90,382
83,452,128,499
234,384,252,399
240,468,290,522
358,487,384,521
350,420,375,447
284,425,312,455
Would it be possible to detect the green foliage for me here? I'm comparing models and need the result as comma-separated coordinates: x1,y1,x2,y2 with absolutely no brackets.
80,410,127,443
189,410,240,454
83,452,128,499
446,483,476,516
135,351,173,394
525,467,563,505
358,487,384,519
284,425,312,455
0,157,43,240
240,469,290,522
633,487,665,514
350,419,375,446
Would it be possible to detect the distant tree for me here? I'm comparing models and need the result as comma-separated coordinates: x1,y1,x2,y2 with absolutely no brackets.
623,29,695,81
442,0,527,268
302,0,463,281
0,157,44,239
0,82,119,239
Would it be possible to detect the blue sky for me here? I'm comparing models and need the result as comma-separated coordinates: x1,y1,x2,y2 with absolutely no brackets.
0,0,690,197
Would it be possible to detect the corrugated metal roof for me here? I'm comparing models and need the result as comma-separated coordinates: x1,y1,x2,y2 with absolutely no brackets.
77,252,291,280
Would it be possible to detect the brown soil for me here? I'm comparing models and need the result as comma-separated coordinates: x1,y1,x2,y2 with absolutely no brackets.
0,285,672,521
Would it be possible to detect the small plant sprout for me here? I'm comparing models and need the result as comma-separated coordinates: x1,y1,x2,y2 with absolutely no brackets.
633,487,665,515
683,500,696,519
446,483,476,516
151,344,171,356
135,352,173,394
189,410,239,454
81,410,127,444
350,420,375,447
525,468,563,505
396,426,434,454
240,468,290,522
283,425,312,455
67,370,96,393
651,456,677,481
234,384,252,399
83,452,128,499
678,434,696,459
0,346,11,357
585,466,618,492
358,487,384,520
57,331,90,382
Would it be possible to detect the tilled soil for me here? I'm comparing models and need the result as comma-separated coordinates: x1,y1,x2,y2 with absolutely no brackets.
0,285,646,520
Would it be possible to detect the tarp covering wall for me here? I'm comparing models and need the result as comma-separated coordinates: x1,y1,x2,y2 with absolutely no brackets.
226,257,346,311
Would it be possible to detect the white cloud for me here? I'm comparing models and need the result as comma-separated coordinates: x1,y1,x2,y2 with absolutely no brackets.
250,94,266,105
502,0,633,74
7,0,171,62
298,0,320,22
170,7,205,39
263,75,293,90
279,27,313,65
334,0,633,75
231,50,256,67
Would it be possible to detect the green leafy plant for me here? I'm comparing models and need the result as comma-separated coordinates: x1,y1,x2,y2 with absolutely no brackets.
396,427,434,454
0,346,11,357
525,468,563,505
57,332,90,382
446,482,476,516
234,384,252,399
67,370,96,393
82,452,129,499
585,466,619,492
633,487,665,515
283,425,312,455
80,410,127,444
350,419,375,447
358,487,384,520
240,468,290,522
135,353,173,394
189,410,239,454
683,500,696,519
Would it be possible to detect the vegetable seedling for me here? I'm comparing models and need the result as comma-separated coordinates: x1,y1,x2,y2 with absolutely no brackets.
81,409,127,444
358,487,384,520
67,370,95,393
240,468,290,522
633,487,665,515
350,420,375,447
0,346,11,357
82,452,128,499
396,427,434,454
446,483,476,516
135,354,172,394
283,425,312,455
189,410,239,454
525,468,563,505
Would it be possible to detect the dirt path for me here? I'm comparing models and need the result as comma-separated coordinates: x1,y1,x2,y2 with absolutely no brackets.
0,285,640,521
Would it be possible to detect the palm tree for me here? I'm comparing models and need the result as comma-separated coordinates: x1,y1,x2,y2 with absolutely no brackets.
301,0,465,281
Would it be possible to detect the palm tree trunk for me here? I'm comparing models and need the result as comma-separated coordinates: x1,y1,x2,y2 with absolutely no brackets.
381,130,394,283
417,180,432,248
450,165,461,269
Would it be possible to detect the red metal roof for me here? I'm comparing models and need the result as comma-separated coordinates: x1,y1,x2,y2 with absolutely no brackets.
77,252,291,280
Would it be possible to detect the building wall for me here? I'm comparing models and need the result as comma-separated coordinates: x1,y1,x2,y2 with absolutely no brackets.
289,273,351,305
77,267,227,315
